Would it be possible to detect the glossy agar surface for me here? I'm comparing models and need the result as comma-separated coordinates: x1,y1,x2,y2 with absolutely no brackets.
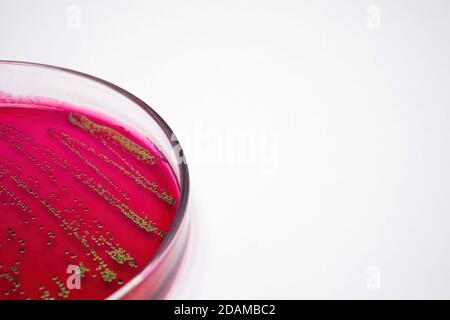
0,100,179,300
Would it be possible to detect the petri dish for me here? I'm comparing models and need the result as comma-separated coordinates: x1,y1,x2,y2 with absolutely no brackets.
0,61,190,300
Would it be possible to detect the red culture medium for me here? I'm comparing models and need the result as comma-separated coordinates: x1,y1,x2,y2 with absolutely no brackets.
0,97,179,300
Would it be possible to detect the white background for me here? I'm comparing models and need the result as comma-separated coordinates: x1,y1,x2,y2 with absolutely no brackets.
1,0,450,299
